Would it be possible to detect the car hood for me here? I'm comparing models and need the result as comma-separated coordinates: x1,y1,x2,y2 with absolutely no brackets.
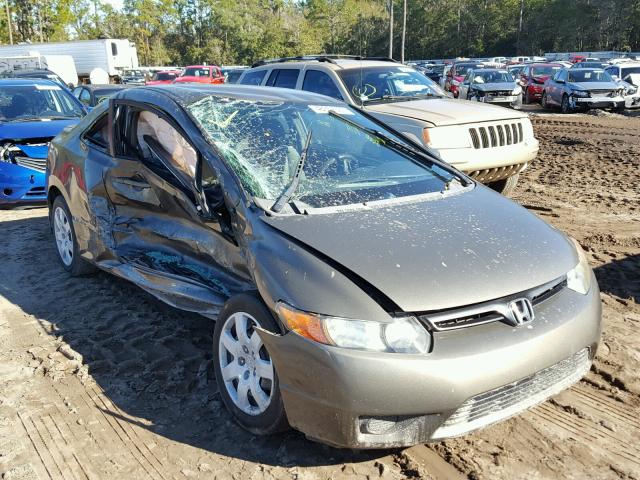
568,81,618,91
174,76,208,83
0,119,79,143
473,82,517,91
364,97,526,127
261,187,576,313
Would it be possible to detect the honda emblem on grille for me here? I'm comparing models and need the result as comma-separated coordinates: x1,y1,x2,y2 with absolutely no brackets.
507,298,535,326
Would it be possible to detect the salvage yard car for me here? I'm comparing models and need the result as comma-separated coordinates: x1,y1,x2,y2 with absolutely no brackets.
47,84,601,449
542,68,625,113
0,78,85,206
457,68,522,108
239,55,539,195
519,63,563,104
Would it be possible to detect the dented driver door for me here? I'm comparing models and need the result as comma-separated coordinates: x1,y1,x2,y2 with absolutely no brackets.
100,99,251,315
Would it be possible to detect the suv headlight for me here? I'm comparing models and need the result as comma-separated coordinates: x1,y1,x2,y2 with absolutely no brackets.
276,303,431,354
571,90,590,98
566,239,592,295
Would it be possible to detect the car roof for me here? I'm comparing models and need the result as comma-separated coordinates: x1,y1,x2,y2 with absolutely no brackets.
0,78,61,86
82,84,131,91
126,84,346,105
472,68,510,73
248,59,403,71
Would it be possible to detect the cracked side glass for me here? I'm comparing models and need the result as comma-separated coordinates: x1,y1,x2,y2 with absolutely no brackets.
187,96,455,210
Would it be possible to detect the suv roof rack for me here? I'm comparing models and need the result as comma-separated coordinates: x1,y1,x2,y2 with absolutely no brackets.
251,54,399,68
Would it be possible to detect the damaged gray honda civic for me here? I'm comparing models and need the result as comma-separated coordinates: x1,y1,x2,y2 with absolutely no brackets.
47,85,601,449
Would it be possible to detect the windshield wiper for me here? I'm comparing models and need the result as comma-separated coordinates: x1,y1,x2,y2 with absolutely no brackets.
363,95,415,104
271,130,313,213
328,110,471,187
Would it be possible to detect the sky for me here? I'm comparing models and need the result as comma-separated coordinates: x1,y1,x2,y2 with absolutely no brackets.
102,0,123,10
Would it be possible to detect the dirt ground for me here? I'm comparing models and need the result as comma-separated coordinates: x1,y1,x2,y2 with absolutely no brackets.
0,109,639,480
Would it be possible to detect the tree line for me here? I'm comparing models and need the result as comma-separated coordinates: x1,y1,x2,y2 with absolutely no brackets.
2,0,640,66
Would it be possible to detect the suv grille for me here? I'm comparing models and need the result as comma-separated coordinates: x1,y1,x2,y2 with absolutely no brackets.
470,122,524,149
432,348,591,439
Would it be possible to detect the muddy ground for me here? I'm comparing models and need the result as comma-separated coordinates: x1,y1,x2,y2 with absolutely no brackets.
0,110,639,480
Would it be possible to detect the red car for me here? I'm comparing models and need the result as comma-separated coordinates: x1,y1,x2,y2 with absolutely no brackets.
445,62,484,97
145,70,181,85
173,65,224,84
519,63,563,104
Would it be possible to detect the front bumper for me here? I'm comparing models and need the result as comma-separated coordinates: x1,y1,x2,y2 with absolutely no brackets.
572,95,625,109
259,275,601,448
437,137,539,174
526,84,545,99
0,162,47,205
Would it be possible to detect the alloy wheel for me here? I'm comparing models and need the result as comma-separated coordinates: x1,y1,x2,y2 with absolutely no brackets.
53,206,74,266
218,312,274,415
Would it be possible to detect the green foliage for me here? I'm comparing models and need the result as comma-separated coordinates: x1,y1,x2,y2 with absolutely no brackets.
2,0,640,63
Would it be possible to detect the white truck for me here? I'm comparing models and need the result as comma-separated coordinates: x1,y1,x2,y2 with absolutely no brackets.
0,39,139,83
0,53,78,86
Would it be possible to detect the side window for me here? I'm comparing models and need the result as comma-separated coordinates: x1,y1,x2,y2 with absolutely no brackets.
240,69,267,86
111,42,118,56
83,113,110,149
301,70,343,100
79,89,91,105
135,109,198,186
266,69,300,89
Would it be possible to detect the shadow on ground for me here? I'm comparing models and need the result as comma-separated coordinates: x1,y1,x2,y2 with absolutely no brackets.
594,253,640,304
0,214,385,467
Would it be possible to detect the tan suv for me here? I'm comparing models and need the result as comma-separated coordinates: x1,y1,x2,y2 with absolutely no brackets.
239,55,539,195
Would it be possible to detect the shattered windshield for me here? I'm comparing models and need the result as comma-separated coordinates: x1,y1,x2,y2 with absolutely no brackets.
337,66,446,104
187,97,457,210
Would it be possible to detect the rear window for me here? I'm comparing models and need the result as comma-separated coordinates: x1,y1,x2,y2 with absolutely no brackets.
183,67,210,77
240,70,267,86
266,69,300,89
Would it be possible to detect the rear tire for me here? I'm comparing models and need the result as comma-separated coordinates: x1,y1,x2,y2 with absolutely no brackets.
51,196,96,276
488,174,519,196
213,293,289,436
524,87,531,104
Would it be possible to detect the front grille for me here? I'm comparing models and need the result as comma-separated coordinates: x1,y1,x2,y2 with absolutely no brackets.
468,161,528,183
15,156,47,172
419,276,566,331
589,89,614,97
469,121,524,149
432,348,591,439
487,90,513,97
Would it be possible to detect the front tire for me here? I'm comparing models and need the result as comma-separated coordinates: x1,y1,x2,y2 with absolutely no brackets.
51,196,96,276
213,293,289,435
541,91,550,109
524,87,531,104
561,94,573,114
488,174,519,196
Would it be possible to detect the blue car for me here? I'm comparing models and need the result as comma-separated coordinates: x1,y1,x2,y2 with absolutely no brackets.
0,79,85,206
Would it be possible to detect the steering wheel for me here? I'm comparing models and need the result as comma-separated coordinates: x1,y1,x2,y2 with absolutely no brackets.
319,153,359,177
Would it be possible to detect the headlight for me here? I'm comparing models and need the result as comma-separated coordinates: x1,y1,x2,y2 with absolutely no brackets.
627,86,638,95
566,239,592,295
276,302,431,354
512,86,522,95
571,90,590,98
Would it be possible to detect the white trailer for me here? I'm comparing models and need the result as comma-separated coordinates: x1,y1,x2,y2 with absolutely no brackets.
0,39,138,82
0,53,79,86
